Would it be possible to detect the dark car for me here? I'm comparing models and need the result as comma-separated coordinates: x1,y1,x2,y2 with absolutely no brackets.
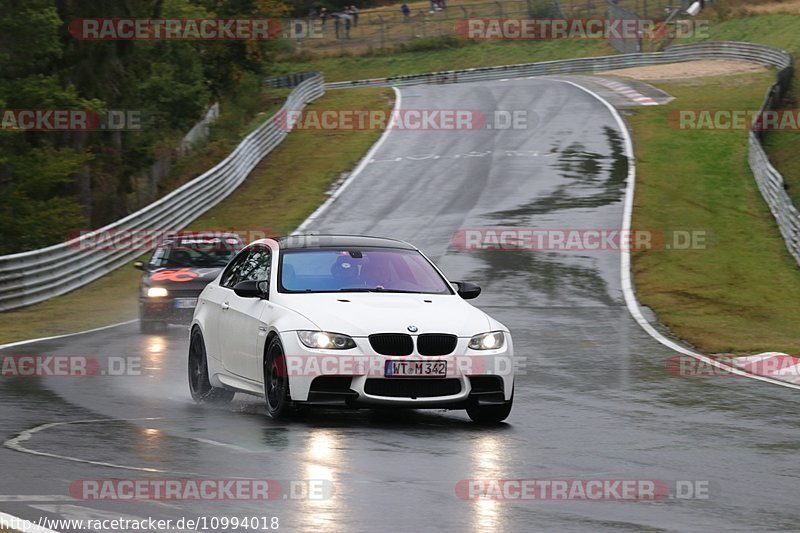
134,233,244,332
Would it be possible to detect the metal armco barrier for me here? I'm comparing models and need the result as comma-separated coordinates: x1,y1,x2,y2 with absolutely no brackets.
264,71,320,89
327,41,799,267
0,73,325,312
326,42,791,88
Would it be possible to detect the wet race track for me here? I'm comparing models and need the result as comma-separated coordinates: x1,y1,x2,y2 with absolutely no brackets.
1,79,799,532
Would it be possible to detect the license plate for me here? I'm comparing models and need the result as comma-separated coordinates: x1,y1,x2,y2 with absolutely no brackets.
385,360,446,378
174,298,197,309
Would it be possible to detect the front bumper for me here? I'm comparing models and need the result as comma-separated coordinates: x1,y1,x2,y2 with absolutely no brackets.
139,297,198,324
280,332,515,407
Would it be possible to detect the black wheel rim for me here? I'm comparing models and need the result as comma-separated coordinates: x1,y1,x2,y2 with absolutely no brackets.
189,335,207,395
266,346,286,410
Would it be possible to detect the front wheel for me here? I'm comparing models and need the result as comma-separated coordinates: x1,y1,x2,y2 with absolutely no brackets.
466,388,513,424
264,336,292,419
188,329,234,404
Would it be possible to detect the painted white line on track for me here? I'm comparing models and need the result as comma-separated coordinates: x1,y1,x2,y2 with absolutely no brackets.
3,418,200,474
0,320,138,352
557,79,800,391
0,496,75,503
294,86,402,234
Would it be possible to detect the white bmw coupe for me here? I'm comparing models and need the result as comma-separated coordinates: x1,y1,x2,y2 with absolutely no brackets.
188,235,514,423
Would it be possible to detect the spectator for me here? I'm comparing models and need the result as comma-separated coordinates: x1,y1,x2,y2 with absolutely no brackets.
320,7,328,28
342,13,352,39
333,14,341,39
350,5,359,26
401,3,411,20
294,20,304,43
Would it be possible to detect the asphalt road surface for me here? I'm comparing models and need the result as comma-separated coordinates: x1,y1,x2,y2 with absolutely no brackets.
1,78,798,533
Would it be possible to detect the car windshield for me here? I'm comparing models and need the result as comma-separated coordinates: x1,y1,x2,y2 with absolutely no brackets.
149,238,241,269
279,247,452,294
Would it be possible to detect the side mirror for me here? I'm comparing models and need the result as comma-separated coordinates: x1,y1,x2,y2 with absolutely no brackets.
133,261,146,271
453,281,481,300
233,280,268,299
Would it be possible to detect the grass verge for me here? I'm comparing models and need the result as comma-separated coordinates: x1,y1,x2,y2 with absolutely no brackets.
695,13,800,209
0,87,393,346
270,38,614,82
629,71,800,354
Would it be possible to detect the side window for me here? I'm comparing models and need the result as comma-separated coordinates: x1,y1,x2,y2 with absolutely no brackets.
220,249,252,289
238,247,272,283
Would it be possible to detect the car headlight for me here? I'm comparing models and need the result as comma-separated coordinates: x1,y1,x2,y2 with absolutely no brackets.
468,331,505,350
297,330,356,350
146,287,168,298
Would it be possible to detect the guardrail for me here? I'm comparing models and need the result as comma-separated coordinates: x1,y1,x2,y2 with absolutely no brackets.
749,58,800,264
326,41,799,268
326,41,790,88
3,41,797,313
0,73,325,312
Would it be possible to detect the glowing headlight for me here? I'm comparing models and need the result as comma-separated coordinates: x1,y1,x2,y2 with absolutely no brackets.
297,330,356,350
468,331,505,350
147,287,168,298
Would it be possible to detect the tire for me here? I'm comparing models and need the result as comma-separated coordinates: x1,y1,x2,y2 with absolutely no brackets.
264,336,292,419
466,388,513,424
188,328,234,404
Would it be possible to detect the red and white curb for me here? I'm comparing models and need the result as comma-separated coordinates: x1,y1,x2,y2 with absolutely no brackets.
590,77,659,106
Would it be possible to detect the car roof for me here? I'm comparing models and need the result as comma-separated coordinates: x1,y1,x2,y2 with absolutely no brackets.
276,234,417,251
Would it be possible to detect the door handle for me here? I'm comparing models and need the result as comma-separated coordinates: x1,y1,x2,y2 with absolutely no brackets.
221,302,230,311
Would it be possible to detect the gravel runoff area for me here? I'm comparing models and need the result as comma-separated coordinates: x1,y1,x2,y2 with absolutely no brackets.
599,59,768,80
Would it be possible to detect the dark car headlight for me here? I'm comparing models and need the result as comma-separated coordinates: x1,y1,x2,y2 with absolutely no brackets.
297,331,356,350
468,331,505,350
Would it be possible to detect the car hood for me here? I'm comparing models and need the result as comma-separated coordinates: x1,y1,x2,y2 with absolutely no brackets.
279,292,494,337
142,267,223,292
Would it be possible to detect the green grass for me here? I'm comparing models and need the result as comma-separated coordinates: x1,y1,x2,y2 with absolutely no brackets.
694,14,800,208
629,71,800,354
270,38,614,82
0,87,393,345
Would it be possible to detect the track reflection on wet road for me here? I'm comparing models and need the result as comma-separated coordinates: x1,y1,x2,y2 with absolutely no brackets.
1,79,799,532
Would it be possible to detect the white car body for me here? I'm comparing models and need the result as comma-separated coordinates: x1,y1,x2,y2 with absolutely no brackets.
189,235,514,422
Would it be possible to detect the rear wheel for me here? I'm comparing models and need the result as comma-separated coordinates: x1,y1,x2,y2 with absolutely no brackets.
188,329,234,403
264,336,292,419
466,388,513,424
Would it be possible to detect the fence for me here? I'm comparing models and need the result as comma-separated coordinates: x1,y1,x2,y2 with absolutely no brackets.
607,1,643,54
0,74,325,312
327,41,800,268
287,0,686,55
